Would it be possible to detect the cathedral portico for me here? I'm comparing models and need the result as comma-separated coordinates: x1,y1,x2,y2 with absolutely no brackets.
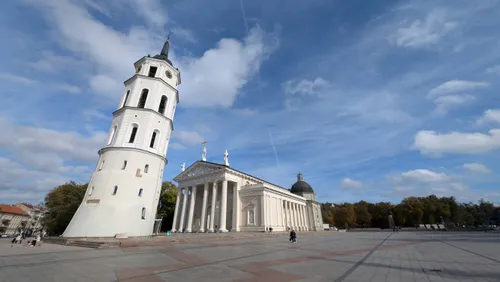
171,154,324,233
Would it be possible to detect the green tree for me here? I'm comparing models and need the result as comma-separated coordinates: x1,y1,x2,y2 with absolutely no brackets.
42,181,87,235
157,181,178,231
354,201,372,227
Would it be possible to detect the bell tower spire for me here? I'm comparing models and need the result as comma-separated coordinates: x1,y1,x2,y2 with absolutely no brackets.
160,31,172,57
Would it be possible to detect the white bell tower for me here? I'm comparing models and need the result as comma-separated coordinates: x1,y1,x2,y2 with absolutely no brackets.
63,38,181,238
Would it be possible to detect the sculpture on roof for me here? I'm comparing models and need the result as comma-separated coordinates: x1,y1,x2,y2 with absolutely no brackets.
224,150,229,166
181,162,185,172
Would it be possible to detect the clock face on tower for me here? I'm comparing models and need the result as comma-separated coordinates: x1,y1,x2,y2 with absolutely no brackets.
165,71,172,79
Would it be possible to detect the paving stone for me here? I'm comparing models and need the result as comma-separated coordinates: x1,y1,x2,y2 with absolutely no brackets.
1,232,500,282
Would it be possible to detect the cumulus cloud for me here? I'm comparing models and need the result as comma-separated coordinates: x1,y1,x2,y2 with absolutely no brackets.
0,72,37,84
340,178,363,190
26,0,278,109
477,109,500,124
390,9,458,48
433,94,475,115
413,129,500,156
392,169,450,183
0,117,105,165
282,77,330,96
179,26,279,108
463,163,492,174
388,169,473,200
428,80,489,98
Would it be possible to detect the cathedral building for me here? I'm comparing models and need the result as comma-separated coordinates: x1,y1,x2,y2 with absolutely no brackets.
171,151,324,233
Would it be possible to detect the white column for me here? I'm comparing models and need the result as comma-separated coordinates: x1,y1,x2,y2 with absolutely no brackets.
219,180,228,232
209,181,217,232
199,182,209,232
170,189,181,232
293,203,298,230
231,182,240,232
295,203,300,231
276,198,281,228
267,195,272,227
179,188,188,232
305,205,310,230
261,193,267,229
303,205,309,231
300,205,305,231
286,201,290,230
186,186,197,232
297,204,302,231
282,199,286,227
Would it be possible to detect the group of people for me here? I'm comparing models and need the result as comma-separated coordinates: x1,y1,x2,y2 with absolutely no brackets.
11,233,43,247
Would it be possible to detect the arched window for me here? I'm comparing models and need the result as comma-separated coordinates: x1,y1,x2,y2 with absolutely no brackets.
141,207,146,219
149,131,158,148
113,186,118,195
88,186,94,196
138,188,143,197
107,125,117,145
122,90,130,107
138,89,149,108
129,125,138,143
144,164,149,173
158,95,167,114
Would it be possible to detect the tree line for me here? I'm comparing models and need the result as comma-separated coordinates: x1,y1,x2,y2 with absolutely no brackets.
321,195,500,229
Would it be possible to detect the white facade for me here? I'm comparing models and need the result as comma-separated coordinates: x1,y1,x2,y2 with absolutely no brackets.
63,40,180,238
171,161,324,233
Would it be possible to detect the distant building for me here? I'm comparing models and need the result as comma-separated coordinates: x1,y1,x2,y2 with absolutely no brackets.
16,203,46,234
0,204,30,235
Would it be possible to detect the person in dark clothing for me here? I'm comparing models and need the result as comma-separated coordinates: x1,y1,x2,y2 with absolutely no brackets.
289,230,297,243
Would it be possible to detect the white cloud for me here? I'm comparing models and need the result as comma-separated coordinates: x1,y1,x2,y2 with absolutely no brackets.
477,109,500,124
340,178,363,190
173,130,205,146
413,129,500,156
26,0,278,109
171,27,197,43
28,51,80,72
52,83,82,94
282,77,329,96
179,26,279,108
433,94,475,115
428,80,489,98
463,163,492,174
393,169,450,183
391,9,458,48
83,109,109,121
0,117,105,164
485,65,500,75
0,72,37,84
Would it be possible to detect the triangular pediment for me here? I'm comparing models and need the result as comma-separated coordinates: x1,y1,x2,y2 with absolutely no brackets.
173,161,226,182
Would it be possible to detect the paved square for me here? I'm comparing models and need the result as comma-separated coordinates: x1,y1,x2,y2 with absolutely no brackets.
1,231,499,282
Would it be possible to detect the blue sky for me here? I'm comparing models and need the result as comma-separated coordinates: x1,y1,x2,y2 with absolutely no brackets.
1,0,500,205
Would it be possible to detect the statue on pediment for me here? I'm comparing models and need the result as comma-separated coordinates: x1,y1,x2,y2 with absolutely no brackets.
224,150,229,166
202,146,207,161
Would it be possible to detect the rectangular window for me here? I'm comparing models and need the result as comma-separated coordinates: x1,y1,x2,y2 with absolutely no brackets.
122,160,127,170
148,66,157,78
98,160,105,171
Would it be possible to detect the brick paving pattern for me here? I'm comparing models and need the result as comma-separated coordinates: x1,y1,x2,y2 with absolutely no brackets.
1,231,499,282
